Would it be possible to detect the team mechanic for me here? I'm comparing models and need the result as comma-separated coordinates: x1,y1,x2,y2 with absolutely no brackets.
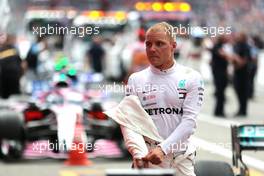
122,22,204,176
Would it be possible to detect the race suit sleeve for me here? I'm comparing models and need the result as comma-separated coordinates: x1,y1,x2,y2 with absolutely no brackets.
120,125,149,159
159,72,204,154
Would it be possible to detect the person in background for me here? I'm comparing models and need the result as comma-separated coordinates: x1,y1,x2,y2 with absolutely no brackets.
87,36,105,73
184,28,205,72
25,36,46,76
210,35,231,117
0,34,22,99
123,28,149,83
232,32,251,117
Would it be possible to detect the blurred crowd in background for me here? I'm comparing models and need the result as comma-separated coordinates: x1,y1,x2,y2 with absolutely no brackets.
190,0,264,36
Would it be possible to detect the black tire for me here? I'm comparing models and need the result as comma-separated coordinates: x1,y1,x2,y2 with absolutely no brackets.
0,110,25,139
0,139,25,160
195,161,234,176
0,110,26,160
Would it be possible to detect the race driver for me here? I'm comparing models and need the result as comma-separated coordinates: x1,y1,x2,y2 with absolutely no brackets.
123,22,204,176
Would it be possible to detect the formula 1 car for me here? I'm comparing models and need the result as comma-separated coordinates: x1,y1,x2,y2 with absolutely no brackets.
231,124,264,176
0,86,84,160
195,124,264,176
0,73,126,160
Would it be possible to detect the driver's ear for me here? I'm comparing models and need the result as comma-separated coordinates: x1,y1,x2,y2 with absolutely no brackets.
171,41,177,50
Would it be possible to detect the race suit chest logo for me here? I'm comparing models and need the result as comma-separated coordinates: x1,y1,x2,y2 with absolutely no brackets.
143,94,156,101
145,107,183,116
177,79,187,99
197,80,204,106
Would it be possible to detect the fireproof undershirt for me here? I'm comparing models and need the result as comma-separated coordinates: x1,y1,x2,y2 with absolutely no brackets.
126,61,204,155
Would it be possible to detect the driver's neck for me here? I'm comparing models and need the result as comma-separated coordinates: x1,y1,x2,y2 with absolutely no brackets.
156,59,174,70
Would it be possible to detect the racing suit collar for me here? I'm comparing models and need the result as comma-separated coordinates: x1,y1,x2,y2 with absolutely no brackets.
150,60,177,75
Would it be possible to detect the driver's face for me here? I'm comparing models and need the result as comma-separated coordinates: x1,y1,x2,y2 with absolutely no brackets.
145,30,176,69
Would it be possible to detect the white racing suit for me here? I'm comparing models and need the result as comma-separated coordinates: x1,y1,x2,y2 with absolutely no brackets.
105,62,204,176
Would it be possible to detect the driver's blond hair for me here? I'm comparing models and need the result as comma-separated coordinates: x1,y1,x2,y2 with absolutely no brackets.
146,22,176,42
